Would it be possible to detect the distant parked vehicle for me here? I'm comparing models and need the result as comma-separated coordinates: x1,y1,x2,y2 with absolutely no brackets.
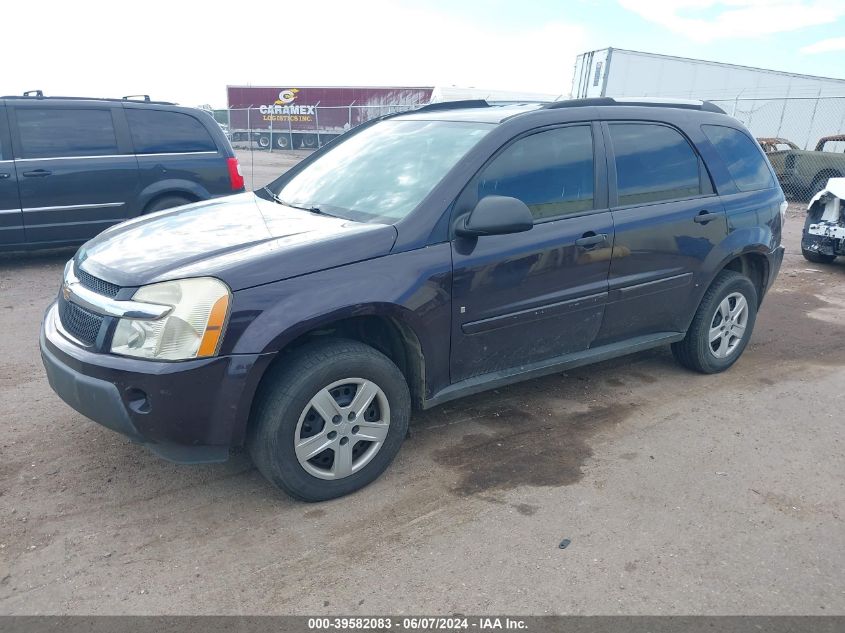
757,137,799,153
762,134,845,201
801,177,845,264
0,92,244,251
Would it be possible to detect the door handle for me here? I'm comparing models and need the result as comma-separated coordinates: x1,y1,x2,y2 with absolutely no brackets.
23,169,52,178
693,210,720,224
0,172,10,179
575,232,608,248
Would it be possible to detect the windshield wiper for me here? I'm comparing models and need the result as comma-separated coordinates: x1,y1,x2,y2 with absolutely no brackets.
265,189,327,215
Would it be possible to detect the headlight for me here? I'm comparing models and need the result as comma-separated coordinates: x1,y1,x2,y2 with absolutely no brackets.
110,278,231,360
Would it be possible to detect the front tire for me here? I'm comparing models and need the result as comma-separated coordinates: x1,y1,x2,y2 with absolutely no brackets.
248,338,411,501
672,270,758,374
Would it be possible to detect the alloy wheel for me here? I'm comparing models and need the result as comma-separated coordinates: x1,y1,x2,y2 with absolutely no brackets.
294,378,390,480
708,292,749,359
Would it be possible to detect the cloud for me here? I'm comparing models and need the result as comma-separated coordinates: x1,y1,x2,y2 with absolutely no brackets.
800,36,845,54
4,0,588,107
618,0,845,42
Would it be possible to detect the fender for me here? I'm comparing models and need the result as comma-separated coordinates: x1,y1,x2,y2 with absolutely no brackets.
225,243,454,399
682,226,775,331
136,178,213,213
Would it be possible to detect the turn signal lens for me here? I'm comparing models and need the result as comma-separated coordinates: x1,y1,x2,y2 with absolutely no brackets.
197,294,230,357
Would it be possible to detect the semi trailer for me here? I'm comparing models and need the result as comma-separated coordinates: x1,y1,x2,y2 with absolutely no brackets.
226,85,433,150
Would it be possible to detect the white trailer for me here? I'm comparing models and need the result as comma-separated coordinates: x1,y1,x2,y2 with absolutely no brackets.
572,48,845,101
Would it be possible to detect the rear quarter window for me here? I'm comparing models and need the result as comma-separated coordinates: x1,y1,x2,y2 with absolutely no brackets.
702,125,774,192
126,109,217,154
16,108,119,158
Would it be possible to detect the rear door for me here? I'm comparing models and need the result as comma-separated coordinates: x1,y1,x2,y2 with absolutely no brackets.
0,103,24,248
450,123,614,382
124,107,230,202
595,121,727,344
9,103,138,246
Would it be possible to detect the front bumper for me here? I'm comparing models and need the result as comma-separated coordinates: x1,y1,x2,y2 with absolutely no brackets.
40,303,273,463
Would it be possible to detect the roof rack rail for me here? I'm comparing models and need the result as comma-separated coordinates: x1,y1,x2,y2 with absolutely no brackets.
122,94,151,102
1,93,176,105
415,99,490,112
544,97,726,114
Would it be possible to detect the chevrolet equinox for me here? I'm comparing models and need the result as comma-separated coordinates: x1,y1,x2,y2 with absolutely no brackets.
40,98,786,501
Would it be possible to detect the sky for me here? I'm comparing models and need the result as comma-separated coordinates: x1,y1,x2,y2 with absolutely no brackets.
4,0,845,108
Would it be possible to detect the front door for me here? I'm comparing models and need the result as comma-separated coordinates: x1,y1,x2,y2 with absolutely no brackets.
450,124,614,383
0,105,24,248
595,121,728,344
9,104,138,246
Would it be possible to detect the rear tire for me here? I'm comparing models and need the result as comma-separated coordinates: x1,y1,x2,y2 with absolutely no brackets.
274,134,292,150
144,195,193,213
671,270,758,374
247,338,411,502
801,248,836,264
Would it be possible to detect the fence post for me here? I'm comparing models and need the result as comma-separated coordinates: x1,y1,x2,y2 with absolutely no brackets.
314,100,321,149
288,110,293,150
774,98,788,139
805,89,822,150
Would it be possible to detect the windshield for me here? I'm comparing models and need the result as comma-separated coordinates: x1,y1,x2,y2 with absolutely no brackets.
270,119,493,223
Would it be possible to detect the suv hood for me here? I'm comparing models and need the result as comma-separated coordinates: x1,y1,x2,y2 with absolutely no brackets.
77,192,397,291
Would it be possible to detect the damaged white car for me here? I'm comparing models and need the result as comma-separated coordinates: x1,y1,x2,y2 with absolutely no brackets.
802,177,845,264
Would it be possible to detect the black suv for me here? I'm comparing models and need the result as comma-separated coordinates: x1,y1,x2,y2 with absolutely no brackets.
0,92,244,250
40,98,785,501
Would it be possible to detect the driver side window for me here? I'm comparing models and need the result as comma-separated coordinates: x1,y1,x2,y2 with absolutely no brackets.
477,125,595,221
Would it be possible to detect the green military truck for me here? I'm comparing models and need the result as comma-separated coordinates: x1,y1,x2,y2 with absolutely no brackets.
760,135,845,201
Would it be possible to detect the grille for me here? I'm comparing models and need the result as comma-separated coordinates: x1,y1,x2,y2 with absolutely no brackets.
58,297,104,346
76,267,120,298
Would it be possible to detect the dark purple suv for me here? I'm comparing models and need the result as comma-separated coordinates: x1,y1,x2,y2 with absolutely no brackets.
40,98,785,501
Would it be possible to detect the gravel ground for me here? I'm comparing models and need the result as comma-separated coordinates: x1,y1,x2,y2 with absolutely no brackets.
0,156,843,614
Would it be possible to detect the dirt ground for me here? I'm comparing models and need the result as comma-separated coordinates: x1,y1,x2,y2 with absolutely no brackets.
0,153,843,615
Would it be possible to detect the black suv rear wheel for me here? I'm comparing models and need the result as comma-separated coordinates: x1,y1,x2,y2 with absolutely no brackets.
671,270,758,374
248,338,410,501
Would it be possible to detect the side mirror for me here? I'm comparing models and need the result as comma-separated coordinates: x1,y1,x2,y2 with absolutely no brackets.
455,196,534,237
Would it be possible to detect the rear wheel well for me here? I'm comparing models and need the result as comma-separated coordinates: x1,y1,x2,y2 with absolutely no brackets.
721,253,767,306
143,191,198,213
262,315,425,410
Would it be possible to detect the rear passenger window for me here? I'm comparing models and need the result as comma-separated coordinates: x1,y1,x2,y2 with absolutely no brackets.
703,125,774,192
477,126,594,221
127,109,216,154
609,123,701,206
16,108,119,159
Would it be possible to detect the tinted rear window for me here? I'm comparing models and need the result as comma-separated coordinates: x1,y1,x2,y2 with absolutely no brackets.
126,109,216,154
703,125,774,192
609,123,701,206
16,108,119,159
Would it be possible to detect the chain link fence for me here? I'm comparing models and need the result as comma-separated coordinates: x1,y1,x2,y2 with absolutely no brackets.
711,96,845,201
211,96,845,202
213,104,418,152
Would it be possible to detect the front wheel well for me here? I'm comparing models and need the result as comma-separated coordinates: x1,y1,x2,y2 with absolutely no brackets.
720,253,768,306
260,315,426,410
